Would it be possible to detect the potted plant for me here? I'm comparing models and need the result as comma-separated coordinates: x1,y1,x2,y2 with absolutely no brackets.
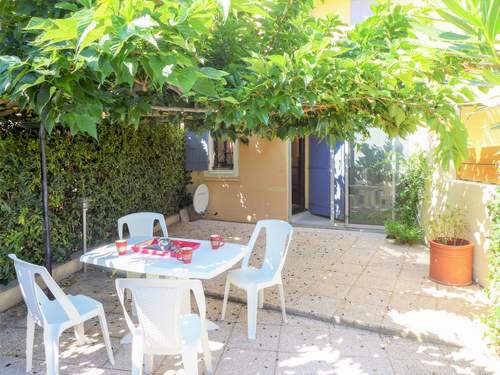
427,207,473,286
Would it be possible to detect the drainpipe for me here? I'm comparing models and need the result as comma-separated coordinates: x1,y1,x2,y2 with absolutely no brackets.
39,122,52,275
81,198,90,272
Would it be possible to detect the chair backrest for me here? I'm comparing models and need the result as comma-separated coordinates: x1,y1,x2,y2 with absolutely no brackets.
117,212,168,239
243,220,293,277
115,278,206,354
8,254,81,326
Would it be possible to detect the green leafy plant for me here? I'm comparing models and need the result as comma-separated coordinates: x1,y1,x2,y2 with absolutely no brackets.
416,0,499,85
0,0,473,168
427,206,469,245
0,119,189,284
385,152,430,244
384,220,423,245
485,187,499,350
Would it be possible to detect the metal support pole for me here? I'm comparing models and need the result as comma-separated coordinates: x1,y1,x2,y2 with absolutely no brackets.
39,122,52,274
81,198,90,272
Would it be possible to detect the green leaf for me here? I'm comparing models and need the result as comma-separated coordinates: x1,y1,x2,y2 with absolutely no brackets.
166,67,199,93
55,2,80,11
192,77,217,97
484,69,500,84
268,55,286,69
200,67,229,80
221,96,239,104
130,15,159,28
36,84,52,113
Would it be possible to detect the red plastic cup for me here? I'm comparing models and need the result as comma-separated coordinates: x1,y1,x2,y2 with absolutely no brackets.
181,247,193,264
115,239,128,255
209,234,224,250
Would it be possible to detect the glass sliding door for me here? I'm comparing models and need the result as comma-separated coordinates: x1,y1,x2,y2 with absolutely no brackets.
347,129,396,226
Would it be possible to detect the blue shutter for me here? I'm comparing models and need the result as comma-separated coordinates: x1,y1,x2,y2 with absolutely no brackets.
309,137,331,217
185,131,209,171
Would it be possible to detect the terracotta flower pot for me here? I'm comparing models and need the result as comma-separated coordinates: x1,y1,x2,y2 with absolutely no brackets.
429,239,473,286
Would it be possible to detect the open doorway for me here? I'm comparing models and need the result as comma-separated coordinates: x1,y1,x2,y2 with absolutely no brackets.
291,138,306,214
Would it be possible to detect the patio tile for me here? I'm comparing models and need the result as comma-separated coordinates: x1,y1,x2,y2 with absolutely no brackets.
86,313,129,339
345,287,392,309
328,355,395,374
278,325,330,353
216,347,277,375
353,274,398,292
109,344,179,373
238,306,285,326
51,364,129,375
0,324,118,369
0,327,31,358
205,298,242,323
304,280,351,299
364,265,401,279
393,278,440,297
330,262,365,275
338,252,373,266
336,305,385,330
390,358,455,375
0,354,43,375
158,352,214,375
439,346,500,374
318,270,361,286
291,293,345,318
0,304,28,329
399,265,429,282
387,294,437,313
285,315,334,330
330,326,386,358
381,335,446,361
275,350,340,374
368,258,405,270
228,323,281,351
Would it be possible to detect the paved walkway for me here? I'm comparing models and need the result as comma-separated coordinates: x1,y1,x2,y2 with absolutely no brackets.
0,274,497,374
171,221,492,349
0,220,497,374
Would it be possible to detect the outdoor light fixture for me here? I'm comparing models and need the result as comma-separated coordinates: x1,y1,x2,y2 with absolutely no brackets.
81,197,90,272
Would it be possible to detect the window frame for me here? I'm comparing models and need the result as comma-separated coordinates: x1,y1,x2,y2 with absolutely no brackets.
205,134,239,178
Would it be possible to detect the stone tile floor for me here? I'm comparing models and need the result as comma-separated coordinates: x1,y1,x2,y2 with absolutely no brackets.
0,220,498,374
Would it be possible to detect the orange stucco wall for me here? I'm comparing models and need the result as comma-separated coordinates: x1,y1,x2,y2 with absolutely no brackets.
191,138,289,223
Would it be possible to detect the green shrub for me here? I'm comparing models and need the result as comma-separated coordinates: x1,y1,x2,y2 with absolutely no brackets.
0,120,189,284
384,220,423,245
384,152,430,244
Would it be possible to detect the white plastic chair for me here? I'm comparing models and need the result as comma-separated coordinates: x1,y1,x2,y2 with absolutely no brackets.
118,212,168,281
117,212,168,240
116,278,212,375
221,219,293,339
8,254,114,374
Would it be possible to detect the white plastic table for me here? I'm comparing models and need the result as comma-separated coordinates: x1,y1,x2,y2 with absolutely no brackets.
80,237,248,341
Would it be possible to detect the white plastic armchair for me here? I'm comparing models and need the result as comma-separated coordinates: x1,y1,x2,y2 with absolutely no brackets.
117,212,168,239
116,278,212,375
8,254,114,375
118,212,168,281
221,219,293,339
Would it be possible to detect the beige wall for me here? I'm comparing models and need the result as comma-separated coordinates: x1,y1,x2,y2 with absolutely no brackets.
191,138,289,223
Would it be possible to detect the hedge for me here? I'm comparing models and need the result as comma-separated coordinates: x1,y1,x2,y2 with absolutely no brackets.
0,120,189,284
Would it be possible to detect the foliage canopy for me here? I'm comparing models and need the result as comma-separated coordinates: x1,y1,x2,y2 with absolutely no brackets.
0,0,481,167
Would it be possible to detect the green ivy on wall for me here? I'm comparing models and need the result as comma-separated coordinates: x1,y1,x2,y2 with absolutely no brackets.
486,187,500,351
0,119,189,284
